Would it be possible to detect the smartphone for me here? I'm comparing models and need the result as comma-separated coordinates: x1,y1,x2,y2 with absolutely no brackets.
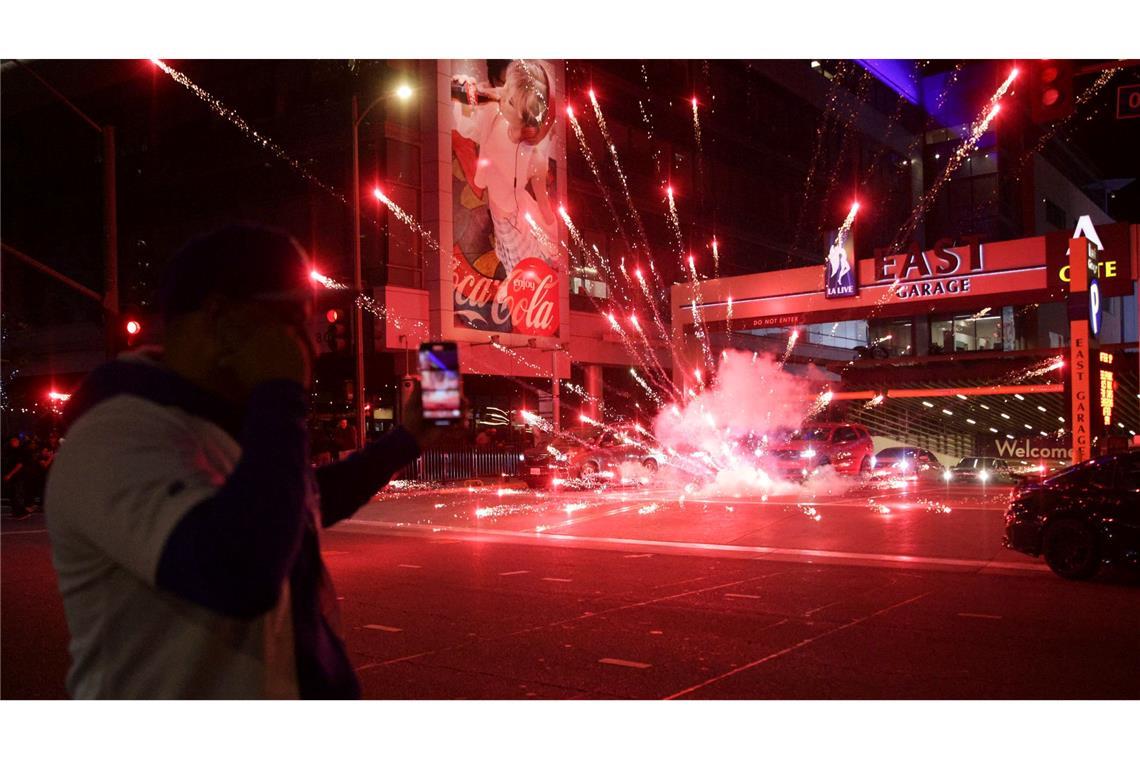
418,342,462,425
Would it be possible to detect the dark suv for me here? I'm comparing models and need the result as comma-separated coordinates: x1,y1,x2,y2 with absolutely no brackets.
1004,450,1140,579
950,457,1013,483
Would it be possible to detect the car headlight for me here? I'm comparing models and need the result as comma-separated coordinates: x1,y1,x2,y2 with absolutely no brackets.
942,470,952,482
800,448,817,459
979,469,990,482
870,455,877,467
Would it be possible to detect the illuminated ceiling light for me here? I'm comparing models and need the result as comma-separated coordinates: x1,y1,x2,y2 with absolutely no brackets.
966,418,976,424
1006,434,1015,440
980,404,990,410
922,401,935,408
1039,431,1048,437
1024,424,1033,430
1058,416,1065,422
811,60,821,69
1000,413,1010,419
956,394,967,400
942,409,953,416
989,427,999,434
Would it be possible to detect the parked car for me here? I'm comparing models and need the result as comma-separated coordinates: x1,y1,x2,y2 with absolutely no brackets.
1003,450,1140,580
769,423,874,479
566,427,665,480
522,427,665,487
869,446,945,480
948,456,1013,483
521,432,586,489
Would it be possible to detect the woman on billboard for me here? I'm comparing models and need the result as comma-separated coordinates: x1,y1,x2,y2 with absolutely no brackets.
452,60,558,273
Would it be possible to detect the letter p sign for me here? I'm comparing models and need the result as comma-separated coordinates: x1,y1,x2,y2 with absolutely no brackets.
1089,279,1101,336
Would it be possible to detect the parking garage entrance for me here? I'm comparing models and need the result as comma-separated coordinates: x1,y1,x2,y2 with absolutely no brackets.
671,221,1139,467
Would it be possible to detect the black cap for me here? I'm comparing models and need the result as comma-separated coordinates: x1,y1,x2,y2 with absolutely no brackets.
161,224,313,320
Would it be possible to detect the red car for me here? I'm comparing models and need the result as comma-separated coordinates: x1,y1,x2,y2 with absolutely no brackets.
769,423,875,479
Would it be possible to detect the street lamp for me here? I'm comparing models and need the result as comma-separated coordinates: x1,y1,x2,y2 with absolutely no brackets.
351,82,414,448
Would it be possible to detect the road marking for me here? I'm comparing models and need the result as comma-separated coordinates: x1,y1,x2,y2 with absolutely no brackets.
724,593,763,600
341,519,1049,576
355,571,789,674
665,593,930,700
649,630,664,635
624,553,654,558
499,570,530,576
804,600,844,617
2,529,49,535
957,612,1003,620
599,658,652,670
398,564,422,569
542,577,572,583
364,624,402,633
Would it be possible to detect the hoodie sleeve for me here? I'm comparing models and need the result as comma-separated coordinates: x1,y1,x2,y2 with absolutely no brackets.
314,426,421,528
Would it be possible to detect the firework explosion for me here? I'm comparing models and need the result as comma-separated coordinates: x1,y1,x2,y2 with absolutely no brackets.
892,67,1019,251
373,187,441,253
151,59,346,204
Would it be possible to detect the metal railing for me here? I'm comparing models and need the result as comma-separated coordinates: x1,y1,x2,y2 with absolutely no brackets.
395,446,525,482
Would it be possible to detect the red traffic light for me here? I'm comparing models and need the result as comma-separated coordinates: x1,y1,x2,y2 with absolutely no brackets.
1029,60,1073,124
326,309,340,324
125,320,141,336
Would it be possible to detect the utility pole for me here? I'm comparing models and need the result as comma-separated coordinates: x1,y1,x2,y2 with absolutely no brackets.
102,126,119,357
351,95,367,448
14,62,118,357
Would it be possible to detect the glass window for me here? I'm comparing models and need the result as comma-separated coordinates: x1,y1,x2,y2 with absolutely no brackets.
834,427,858,442
868,318,914,356
930,311,1003,353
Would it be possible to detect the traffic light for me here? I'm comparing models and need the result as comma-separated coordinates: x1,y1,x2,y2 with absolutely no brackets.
1029,60,1074,124
324,308,349,353
124,317,143,348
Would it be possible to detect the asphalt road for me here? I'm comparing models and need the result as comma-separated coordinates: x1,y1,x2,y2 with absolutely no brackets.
3,480,1138,699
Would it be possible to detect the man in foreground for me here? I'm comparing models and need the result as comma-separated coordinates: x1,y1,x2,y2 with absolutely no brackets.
46,225,433,698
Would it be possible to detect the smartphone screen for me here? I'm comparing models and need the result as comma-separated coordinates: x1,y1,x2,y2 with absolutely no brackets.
418,342,461,425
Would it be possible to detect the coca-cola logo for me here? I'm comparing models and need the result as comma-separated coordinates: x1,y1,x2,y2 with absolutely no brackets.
454,253,559,336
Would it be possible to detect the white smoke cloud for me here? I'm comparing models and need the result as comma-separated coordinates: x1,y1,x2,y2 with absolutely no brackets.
651,350,855,498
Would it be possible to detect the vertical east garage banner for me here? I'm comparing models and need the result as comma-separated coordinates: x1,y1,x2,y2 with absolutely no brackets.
449,59,560,337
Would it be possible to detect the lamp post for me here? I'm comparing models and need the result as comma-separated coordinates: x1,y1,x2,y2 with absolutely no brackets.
351,83,413,448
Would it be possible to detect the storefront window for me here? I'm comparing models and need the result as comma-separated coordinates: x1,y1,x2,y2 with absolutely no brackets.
868,318,914,356
930,310,1003,353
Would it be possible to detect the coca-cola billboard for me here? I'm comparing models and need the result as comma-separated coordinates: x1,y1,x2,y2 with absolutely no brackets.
449,59,561,336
